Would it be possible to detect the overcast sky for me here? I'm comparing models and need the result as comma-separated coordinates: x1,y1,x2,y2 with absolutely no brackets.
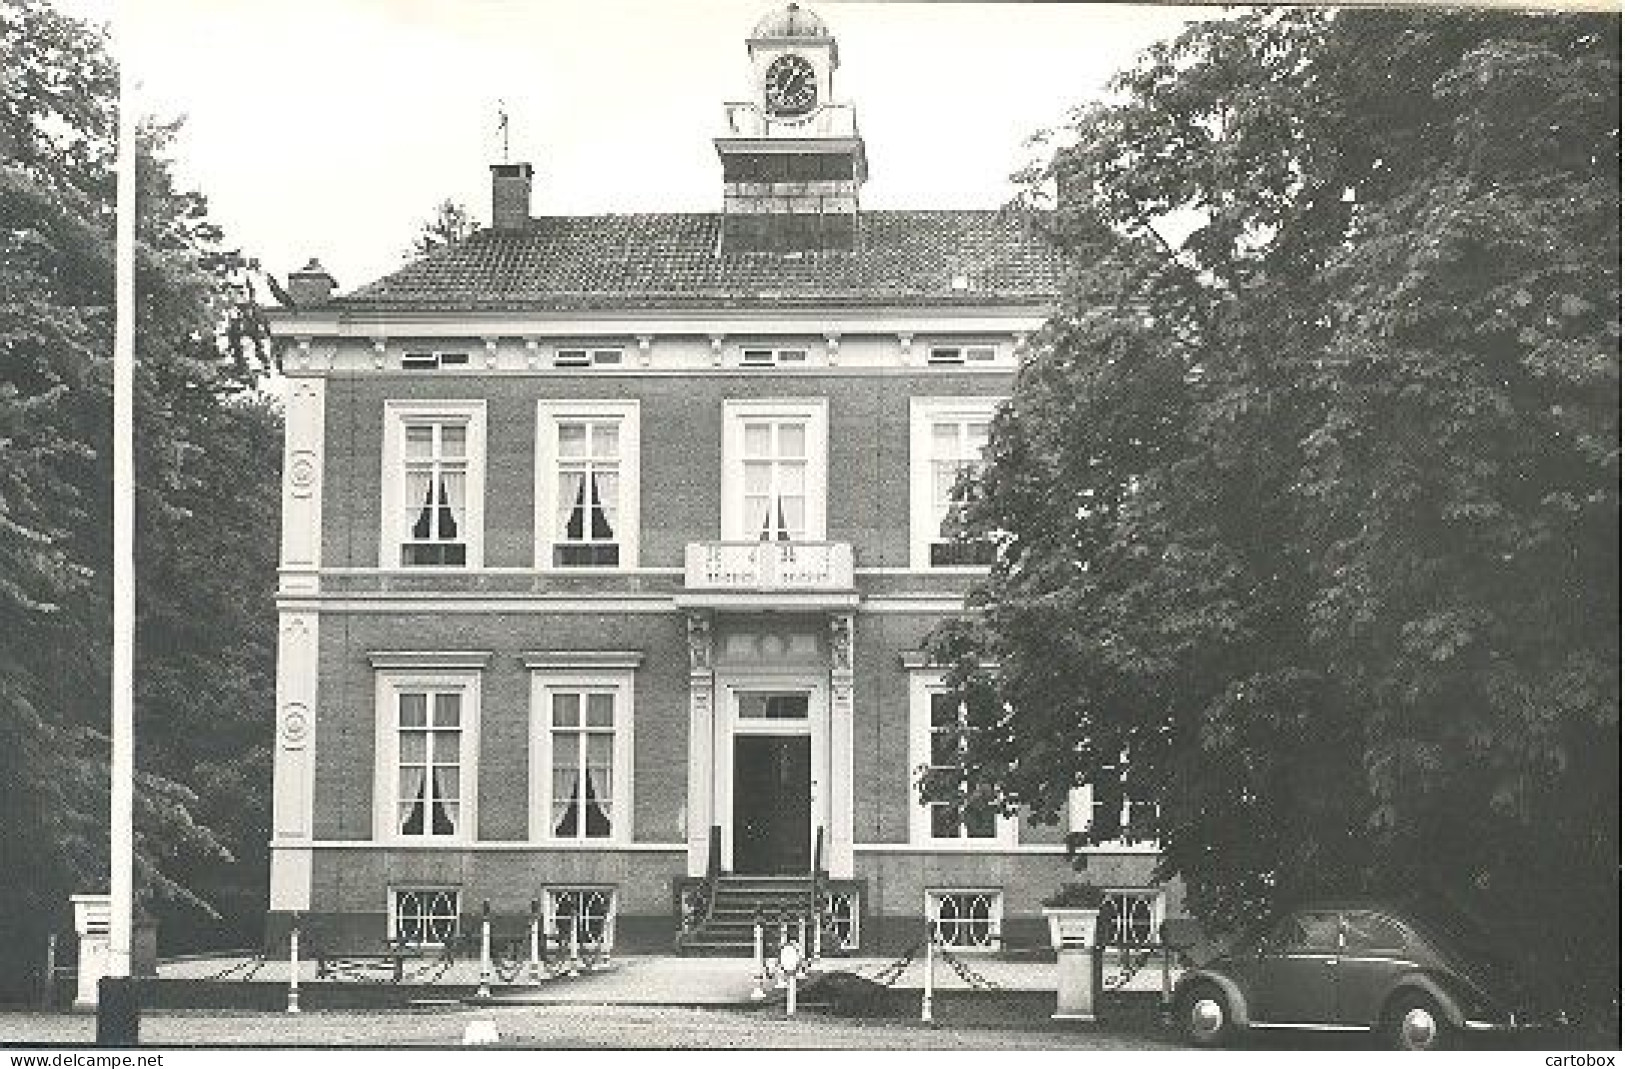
82,1,1209,289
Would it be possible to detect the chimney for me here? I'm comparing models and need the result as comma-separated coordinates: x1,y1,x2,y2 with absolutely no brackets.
491,162,534,231
287,258,337,306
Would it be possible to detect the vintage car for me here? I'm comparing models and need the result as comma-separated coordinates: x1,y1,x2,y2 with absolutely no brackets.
1170,900,1559,1049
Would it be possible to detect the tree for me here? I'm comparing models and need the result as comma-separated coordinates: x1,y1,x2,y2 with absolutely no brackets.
1,0,282,988
408,198,477,259
930,7,1619,1014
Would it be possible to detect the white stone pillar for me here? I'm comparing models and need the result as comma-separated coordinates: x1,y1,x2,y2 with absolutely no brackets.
828,613,855,878
271,375,324,912
70,895,111,1012
685,612,716,877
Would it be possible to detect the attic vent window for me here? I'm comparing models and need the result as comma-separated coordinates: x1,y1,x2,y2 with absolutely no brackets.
950,274,970,290
402,351,470,370
741,348,808,368
928,345,998,366
554,348,624,368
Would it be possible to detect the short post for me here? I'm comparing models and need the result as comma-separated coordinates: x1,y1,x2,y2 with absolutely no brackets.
778,941,804,1019
567,915,581,977
796,914,807,959
43,933,58,1010
287,914,302,1015
812,910,823,961
477,901,492,1000
1160,944,1173,1025
750,915,767,1001
921,924,935,1024
775,915,789,989
528,899,542,986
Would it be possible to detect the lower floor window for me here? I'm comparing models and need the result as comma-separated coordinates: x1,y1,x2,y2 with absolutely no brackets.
1100,890,1164,946
545,887,615,951
392,888,460,946
820,890,859,951
929,890,1001,949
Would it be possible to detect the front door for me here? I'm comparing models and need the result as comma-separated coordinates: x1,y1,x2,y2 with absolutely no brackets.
732,735,811,874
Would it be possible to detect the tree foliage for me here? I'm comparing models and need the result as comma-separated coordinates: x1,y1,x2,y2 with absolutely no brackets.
408,198,476,259
1,0,282,989
931,8,1619,1009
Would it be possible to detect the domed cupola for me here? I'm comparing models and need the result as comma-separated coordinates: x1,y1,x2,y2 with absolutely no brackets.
718,3,867,253
750,2,838,64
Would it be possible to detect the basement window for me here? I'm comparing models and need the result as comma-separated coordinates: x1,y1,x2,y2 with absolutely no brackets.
928,890,1001,949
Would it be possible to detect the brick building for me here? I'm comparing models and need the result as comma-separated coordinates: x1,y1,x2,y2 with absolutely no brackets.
266,2,1171,956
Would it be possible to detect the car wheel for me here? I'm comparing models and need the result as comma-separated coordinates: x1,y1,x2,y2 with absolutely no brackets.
1176,982,1235,1047
1386,994,1457,1051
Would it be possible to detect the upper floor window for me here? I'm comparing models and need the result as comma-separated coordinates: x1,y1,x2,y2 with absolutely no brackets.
370,653,487,843
401,351,470,371
380,401,486,568
740,347,809,368
554,347,623,368
907,671,1017,847
722,399,827,542
910,398,1001,569
536,401,640,570
926,344,998,366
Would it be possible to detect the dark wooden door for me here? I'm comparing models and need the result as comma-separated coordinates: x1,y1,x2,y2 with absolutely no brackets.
732,735,811,874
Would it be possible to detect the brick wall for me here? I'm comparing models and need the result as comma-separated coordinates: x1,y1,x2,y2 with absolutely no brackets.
320,369,1010,569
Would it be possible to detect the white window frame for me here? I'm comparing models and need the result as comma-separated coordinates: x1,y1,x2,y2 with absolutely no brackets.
721,398,828,542
926,889,1003,950
553,346,624,368
909,397,1003,571
926,343,999,366
906,671,1017,848
535,400,641,570
1098,888,1167,947
738,346,810,368
387,886,462,947
401,350,471,370
380,400,487,568
542,886,617,952
529,666,636,845
372,662,483,843
1067,781,1161,853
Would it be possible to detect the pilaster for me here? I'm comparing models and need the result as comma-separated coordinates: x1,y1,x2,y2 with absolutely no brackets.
828,612,855,878
685,611,716,877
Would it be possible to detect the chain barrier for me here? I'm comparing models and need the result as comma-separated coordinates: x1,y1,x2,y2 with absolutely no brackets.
862,940,925,988
1099,945,1159,992
203,954,267,982
935,944,1002,991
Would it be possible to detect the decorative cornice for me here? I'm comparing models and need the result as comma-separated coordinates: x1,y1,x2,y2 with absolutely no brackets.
522,651,646,670
368,650,493,670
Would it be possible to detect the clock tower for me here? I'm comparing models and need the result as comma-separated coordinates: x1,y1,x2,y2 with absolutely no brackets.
717,3,868,252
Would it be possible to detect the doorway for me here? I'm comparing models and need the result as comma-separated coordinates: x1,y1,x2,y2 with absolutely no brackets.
731,735,811,874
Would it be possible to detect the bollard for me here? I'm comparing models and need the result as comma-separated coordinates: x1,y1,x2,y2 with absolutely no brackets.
796,915,807,961
750,917,767,1001
528,900,543,985
43,933,58,1011
775,915,789,989
567,917,581,977
812,910,823,962
477,902,492,999
287,916,302,1015
921,927,935,1024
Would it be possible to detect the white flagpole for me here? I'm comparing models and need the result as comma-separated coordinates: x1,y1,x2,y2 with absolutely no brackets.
110,8,137,982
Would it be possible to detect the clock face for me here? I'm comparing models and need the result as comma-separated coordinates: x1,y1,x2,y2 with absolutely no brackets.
765,54,817,117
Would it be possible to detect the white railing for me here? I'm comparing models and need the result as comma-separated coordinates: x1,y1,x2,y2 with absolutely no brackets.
684,541,854,591
721,102,860,139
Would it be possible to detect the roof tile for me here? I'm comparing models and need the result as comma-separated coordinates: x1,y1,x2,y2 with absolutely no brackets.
340,209,1059,311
